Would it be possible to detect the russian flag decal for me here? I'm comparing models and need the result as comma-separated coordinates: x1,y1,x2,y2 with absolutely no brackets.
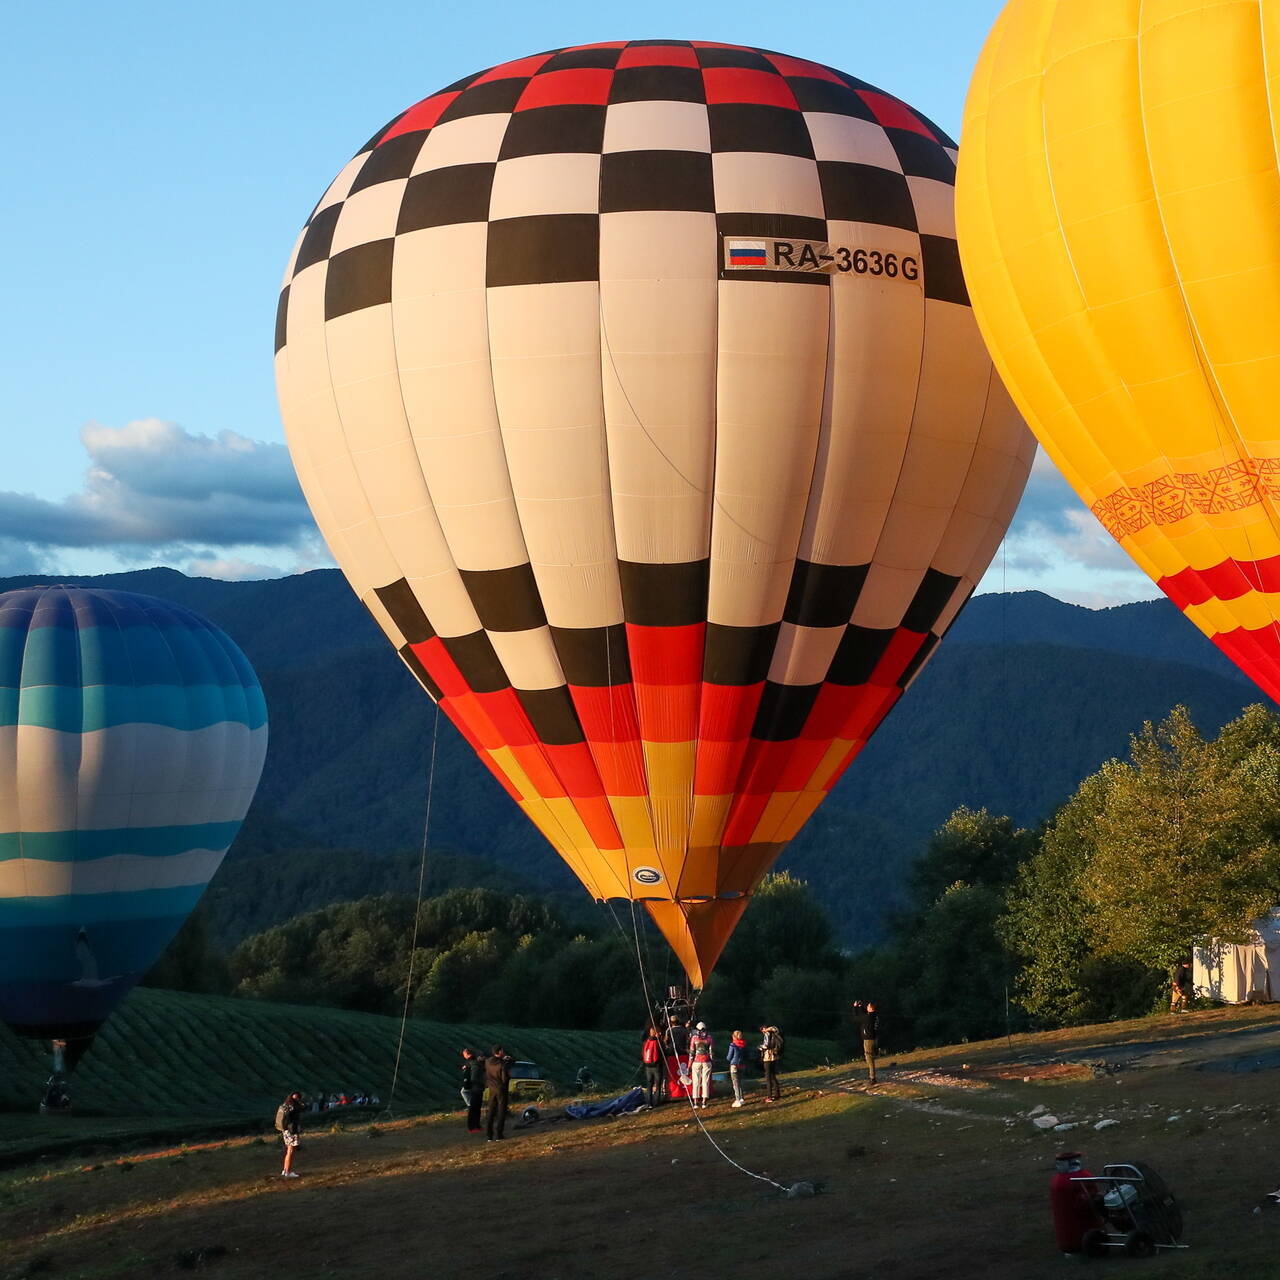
726,239,768,267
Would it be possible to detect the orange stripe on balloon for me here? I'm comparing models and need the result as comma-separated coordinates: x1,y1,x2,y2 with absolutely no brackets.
440,693,504,751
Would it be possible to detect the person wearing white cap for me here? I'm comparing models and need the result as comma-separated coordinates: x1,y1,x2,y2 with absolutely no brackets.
688,1022,714,1108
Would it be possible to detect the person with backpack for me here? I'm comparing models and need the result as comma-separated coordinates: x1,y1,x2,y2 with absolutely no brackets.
460,1047,485,1133
759,1025,784,1101
484,1045,515,1141
641,1027,664,1106
274,1091,304,1178
726,1030,749,1107
688,1022,715,1108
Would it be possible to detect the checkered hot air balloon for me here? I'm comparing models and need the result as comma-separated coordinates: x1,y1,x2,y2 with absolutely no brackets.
0,587,267,1044
958,1,1280,698
275,40,1034,985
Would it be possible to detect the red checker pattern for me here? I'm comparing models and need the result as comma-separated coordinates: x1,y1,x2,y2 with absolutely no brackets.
473,53,555,83
617,44,701,68
702,67,800,110
763,52,846,84
857,89,938,139
381,93,460,142
516,68,615,110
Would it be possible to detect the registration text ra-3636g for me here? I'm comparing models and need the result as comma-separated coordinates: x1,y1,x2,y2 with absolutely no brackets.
723,236,921,282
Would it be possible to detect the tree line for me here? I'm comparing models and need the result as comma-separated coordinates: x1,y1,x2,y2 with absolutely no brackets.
148,703,1280,1049
850,704,1280,1049
149,874,850,1038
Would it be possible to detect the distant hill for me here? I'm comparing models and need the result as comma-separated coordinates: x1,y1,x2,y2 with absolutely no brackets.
3,569,1268,950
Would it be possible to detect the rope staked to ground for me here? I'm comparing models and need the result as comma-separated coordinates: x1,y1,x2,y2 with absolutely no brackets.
383,702,441,1116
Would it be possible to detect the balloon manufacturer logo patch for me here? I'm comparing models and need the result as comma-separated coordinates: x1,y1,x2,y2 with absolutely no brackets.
633,867,663,886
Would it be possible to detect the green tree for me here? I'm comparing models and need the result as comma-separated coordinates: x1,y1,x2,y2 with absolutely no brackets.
142,905,230,995
1004,705,1280,1026
844,807,1037,1049
1001,771,1110,1025
754,965,845,1037
900,882,1012,1044
413,929,511,1020
716,873,842,996
906,807,1035,905
1080,707,1280,968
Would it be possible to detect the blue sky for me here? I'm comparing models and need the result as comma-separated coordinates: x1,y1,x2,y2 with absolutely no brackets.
0,0,1154,604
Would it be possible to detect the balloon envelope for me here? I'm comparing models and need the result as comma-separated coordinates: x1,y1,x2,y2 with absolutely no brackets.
276,40,1033,983
0,587,267,1038
957,0,1280,698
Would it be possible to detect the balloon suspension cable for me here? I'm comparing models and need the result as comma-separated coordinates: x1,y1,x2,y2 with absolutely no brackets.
589,383,789,1197
632,910,786,1194
383,700,441,1117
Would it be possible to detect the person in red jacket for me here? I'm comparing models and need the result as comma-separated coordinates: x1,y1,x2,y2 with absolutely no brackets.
641,1026,664,1105
726,1031,749,1107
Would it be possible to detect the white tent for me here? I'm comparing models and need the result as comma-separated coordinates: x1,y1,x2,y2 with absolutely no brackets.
1193,911,1280,1004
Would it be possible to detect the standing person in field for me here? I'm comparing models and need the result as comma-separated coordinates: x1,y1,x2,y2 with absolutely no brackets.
484,1045,515,1142
666,1016,690,1059
689,1022,714,1108
1171,957,1193,1013
759,1025,783,1101
858,1000,880,1085
726,1029,749,1107
275,1090,304,1178
641,1026,664,1106
460,1046,485,1133
664,1016,691,1095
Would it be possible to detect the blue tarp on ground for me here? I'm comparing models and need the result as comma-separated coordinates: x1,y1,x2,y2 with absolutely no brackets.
564,1087,647,1119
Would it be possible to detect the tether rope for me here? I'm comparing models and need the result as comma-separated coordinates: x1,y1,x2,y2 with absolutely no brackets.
383,700,441,1115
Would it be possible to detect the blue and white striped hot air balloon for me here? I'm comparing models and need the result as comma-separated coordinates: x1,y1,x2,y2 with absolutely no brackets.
0,586,267,1045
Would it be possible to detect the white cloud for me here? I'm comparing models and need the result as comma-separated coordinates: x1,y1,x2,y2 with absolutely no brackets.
988,446,1158,606
0,537,49,576
0,419,328,575
184,556,289,581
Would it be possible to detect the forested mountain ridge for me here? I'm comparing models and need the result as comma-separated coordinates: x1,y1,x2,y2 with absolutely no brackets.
4,569,1265,949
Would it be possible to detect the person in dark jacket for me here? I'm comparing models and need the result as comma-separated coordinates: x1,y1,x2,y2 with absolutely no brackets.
858,1001,880,1084
664,1017,691,1096
641,1026,664,1105
1171,958,1193,1013
277,1091,304,1178
665,1018,690,1058
484,1045,515,1141
759,1025,783,1100
460,1047,485,1133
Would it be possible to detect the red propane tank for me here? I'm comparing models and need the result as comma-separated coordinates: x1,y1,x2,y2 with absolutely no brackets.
1050,1152,1104,1253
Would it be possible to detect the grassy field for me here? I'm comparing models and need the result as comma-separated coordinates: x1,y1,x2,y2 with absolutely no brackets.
0,988,840,1166
4,1004,1280,1278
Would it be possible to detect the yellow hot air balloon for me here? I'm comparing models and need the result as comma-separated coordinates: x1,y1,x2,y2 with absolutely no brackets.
958,0,1280,697
277,40,1034,985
